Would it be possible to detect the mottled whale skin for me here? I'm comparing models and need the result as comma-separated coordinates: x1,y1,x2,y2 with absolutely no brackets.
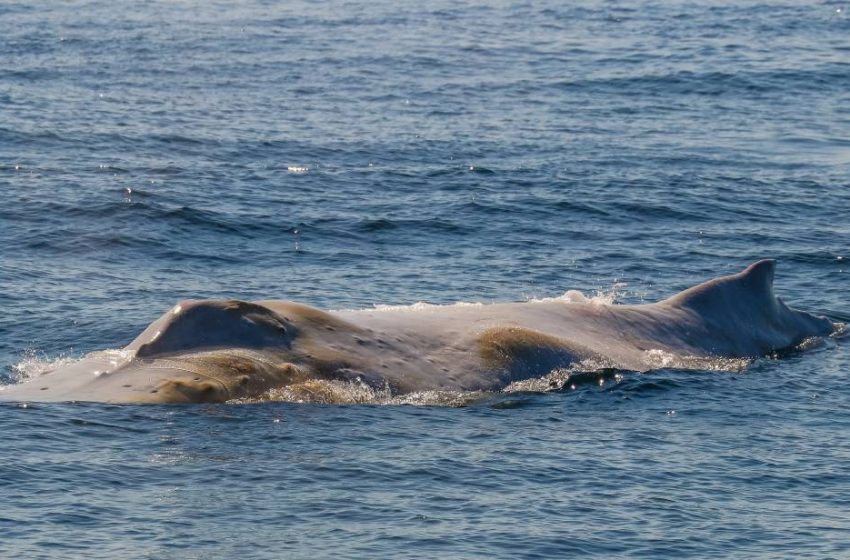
0,260,835,404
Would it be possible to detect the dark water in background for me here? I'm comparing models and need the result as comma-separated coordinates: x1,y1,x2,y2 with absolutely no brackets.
1,0,849,557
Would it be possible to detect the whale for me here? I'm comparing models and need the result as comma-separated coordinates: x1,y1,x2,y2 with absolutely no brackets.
0,260,837,404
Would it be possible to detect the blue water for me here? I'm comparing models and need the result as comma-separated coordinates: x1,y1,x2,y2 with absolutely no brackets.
2,0,849,557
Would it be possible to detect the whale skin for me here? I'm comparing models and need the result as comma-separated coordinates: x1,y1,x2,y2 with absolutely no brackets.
0,260,836,404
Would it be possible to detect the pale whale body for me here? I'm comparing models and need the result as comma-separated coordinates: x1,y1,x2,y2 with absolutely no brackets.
0,260,836,404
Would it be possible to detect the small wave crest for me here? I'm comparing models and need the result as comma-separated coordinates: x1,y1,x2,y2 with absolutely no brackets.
341,283,628,314
367,301,485,312
333,301,486,313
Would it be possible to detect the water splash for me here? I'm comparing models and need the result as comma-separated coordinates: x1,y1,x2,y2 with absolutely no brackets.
349,301,485,313
503,358,623,393
527,282,629,306
6,350,76,383
642,348,751,372
229,378,485,407
4,349,133,385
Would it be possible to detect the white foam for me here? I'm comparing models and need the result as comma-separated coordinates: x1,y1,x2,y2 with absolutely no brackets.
356,301,484,313
338,283,630,314
8,350,76,383
641,348,750,372
503,357,623,393
7,348,133,384
229,378,485,407
527,282,628,306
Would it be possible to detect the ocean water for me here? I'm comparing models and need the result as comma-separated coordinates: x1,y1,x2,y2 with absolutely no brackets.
1,0,849,557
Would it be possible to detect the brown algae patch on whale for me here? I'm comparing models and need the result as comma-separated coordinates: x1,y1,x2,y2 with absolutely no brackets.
143,350,312,402
152,378,230,403
477,326,592,377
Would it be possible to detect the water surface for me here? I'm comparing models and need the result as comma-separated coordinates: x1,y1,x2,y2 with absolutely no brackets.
1,1,849,557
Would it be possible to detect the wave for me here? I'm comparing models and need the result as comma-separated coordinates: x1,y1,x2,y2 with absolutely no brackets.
552,67,850,97
356,217,468,234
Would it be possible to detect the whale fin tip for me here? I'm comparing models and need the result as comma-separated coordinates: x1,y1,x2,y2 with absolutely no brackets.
740,259,776,288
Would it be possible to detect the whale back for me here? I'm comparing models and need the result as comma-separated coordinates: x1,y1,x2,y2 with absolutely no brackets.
0,260,836,404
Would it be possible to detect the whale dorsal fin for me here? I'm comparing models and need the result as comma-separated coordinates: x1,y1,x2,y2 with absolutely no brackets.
659,259,835,355
662,259,776,313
